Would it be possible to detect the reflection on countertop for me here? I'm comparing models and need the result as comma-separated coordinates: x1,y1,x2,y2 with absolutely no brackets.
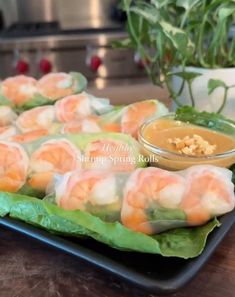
88,77,171,107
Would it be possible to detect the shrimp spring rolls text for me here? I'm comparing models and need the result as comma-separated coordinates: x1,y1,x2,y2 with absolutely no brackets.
0,133,145,193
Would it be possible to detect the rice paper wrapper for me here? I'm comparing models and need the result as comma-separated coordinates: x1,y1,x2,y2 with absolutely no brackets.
22,72,87,111
45,170,129,222
0,72,87,112
19,132,146,195
121,166,235,234
46,165,235,235
0,106,17,126
100,99,169,138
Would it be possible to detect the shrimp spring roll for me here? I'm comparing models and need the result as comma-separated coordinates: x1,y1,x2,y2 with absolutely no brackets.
100,99,169,138
10,129,49,144
0,141,29,192
56,116,121,135
55,92,113,122
122,166,235,234
37,72,87,102
0,72,87,110
0,126,18,140
0,132,143,194
0,106,17,126
121,167,187,233
24,132,145,192
16,93,113,133
47,169,128,221
27,138,82,191
48,165,235,235
60,117,102,134
179,165,235,225
16,106,56,133
0,75,37,107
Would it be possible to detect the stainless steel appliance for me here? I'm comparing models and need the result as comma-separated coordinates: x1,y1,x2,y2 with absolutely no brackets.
0,0,146,84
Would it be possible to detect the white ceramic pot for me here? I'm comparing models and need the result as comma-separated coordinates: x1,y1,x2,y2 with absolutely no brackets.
171,66,235,120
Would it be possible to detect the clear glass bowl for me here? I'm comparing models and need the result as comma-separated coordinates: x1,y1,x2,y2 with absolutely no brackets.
138,114,235,171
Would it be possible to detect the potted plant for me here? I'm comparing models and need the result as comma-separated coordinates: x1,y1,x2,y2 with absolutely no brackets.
116,0,235,119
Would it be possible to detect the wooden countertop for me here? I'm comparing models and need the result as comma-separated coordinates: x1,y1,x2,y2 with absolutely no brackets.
0,224,234,297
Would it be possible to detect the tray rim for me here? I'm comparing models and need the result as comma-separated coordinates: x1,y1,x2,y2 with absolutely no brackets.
0,210,234,294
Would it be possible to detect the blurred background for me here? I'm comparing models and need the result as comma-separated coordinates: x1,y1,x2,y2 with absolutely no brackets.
0,0,168,104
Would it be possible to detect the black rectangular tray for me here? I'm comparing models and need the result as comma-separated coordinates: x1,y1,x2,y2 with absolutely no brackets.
0,210,234,294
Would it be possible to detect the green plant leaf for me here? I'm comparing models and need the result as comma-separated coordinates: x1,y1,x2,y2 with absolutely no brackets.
0,192,220,258
112,38,133,48
122,0,132,9
168,71,201,82
129,6,159,24
208,79,227,95
159,21,194,57
176,0,200,10
218,7,235,21
120,0,235,83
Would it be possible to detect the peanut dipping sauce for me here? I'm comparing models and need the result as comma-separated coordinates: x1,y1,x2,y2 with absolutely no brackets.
140,118,235,170
143,119,235,155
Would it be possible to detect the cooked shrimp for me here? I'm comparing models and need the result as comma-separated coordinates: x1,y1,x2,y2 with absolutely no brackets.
11,129,49,143
121,168,186,234
101,123,121,133
37,73,77,101
180,165,235,225
0,75,37,106
84,139,136,172
61,117,101,134
28,139,82,191
16,106,55,133
55,170,118,211
0,106,17,126
0,126,17,140
0,141,29,192
121,101,157,138
55,93,92,122
100,100,168,138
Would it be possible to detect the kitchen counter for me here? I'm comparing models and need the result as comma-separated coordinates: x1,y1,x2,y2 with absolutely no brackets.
0,225,234,297
88,79,171,106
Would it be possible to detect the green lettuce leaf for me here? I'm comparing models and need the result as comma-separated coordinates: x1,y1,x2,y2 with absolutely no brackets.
70,72,87,93
175,106,235,135
17,94,54,112
17,184,45,199
0,94,13,106
0,191,219,259
147,206,186,222
146,206,188,233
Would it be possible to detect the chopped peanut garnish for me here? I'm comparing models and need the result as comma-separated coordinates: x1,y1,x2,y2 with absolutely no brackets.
168,134,217,156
